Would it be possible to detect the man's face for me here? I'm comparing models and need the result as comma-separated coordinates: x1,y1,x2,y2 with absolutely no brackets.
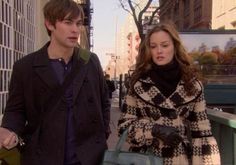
46,14,83,48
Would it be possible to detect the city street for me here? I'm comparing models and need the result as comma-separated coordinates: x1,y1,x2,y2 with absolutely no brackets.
107,90,129,150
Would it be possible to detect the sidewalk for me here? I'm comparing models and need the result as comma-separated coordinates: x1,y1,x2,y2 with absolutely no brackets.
107,90,129,150
107,90,121,149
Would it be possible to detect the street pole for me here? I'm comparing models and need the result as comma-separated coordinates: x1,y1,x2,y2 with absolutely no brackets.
114,16,118,83
106,53,120,82
114,57,117,82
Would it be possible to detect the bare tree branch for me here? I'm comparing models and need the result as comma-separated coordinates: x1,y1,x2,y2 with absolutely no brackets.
132,1,140,10
148,6,160,25
127,0,144,40
118,0,132,15
119,0,161,43
138,0,152,22
127,0,137,18
137,0,153,40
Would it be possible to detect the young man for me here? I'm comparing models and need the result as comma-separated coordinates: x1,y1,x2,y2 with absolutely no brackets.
0,0,111,164
105,74,115,99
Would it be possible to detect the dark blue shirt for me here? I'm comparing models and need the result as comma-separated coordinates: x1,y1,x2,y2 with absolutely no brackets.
50,58,79,165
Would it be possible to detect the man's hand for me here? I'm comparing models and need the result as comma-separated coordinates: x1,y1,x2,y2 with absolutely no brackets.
0,127,18,150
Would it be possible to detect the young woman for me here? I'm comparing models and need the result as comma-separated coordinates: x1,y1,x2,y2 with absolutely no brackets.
118,22,221,165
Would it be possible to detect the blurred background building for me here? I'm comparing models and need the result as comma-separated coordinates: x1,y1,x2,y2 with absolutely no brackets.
1,0,236,114
105,0,236,81
104,2,159,79
159,0,236,30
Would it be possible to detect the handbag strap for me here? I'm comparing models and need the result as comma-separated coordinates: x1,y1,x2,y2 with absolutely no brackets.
108,129,163,165
108,130,128,164
115,129,128,151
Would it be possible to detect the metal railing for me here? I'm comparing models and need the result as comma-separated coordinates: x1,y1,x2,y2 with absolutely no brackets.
201,65,236,84
207,108,236,165
0,109,235,164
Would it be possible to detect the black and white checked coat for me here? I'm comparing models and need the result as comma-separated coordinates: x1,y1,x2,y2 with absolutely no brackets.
118,76,221,165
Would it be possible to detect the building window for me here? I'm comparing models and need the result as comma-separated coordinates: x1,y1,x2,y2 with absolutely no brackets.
184,20,190,29
194,0,201,8
0,0,36,114
174,3,178,20
183,0,190,17
218,26,225,30
231,21,236,28
194,6,202,23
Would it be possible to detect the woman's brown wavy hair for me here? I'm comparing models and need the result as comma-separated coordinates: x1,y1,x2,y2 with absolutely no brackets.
130,22,201,96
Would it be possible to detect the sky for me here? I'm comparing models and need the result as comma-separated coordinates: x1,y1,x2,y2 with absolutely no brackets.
91,0,128,68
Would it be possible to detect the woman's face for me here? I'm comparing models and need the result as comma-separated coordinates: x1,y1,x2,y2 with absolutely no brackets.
149,30,175,66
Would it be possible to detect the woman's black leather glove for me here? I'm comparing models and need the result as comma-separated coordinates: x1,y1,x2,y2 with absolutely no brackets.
151,124,183,147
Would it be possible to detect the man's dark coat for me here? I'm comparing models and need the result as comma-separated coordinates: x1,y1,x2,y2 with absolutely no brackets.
1,43,111,165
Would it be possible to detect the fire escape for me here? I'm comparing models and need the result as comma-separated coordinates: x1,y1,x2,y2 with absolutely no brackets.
75,0,94,50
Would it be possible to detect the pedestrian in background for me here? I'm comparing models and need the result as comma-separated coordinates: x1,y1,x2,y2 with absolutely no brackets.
0,0,111,164
105,74,116,99
118,22,221,165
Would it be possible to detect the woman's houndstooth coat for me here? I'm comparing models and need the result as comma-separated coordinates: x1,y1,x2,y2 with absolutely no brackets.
118,76,221,165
